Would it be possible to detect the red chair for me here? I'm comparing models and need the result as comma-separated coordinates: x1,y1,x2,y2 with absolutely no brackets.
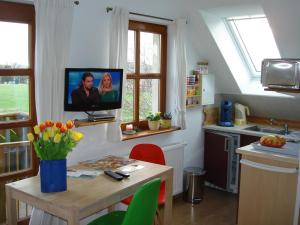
122,144,166,206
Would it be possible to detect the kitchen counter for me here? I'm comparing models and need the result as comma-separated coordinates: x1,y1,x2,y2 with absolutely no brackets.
204,123,300,141
236,144,299,165
237,142,299,225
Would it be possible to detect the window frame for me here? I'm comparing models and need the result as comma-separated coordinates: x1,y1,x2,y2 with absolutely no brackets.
226,15,278,78
0,1,38,181
122,20,167,129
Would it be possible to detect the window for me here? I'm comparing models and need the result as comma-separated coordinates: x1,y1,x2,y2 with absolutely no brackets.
0,1,37,223
122,21,167,127
227,15,280,76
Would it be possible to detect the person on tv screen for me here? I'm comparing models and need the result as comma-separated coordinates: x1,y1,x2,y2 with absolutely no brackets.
98,72,118,102
71,72,100,106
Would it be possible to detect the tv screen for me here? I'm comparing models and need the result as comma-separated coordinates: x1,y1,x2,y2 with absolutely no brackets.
64,68,123,111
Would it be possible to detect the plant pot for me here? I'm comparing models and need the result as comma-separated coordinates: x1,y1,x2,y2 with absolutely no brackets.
148,120,160,131
40,159,67,193
160,119,172,129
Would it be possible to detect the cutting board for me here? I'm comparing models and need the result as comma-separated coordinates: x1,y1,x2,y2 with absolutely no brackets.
203,107,219,125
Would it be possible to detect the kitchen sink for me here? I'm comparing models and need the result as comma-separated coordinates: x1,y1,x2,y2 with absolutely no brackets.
244,125,289,135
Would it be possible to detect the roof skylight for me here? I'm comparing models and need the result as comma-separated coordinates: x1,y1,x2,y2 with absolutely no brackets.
227,15,280,77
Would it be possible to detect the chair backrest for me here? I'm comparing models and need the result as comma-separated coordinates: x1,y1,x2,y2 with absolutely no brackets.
121,178,161,225
130,144,166,165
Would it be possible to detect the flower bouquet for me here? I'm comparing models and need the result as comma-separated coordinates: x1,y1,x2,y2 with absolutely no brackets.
27,120,84,193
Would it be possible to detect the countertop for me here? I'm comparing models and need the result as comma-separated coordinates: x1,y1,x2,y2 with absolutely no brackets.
236,144,299,165
204,123,300,141
204,123,300,164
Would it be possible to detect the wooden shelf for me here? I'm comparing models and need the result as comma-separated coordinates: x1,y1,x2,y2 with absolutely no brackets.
122,127,181,141
186,95,201,98
264,88,300,93
186,104,201,108
74,119,116,128
187,83,200,87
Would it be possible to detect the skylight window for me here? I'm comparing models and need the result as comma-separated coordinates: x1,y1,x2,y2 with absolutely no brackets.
227,16,280,77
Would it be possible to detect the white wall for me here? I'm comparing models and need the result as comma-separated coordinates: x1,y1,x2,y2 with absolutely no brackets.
19,0,297,170
220,93,300,121
65,0,205,169
184,0,300,120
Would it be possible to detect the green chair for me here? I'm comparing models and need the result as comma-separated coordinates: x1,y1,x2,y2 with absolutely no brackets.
88,178,161,225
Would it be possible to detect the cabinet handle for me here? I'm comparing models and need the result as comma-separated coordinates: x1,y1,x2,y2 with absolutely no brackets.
240,159,298,174
224,138,229,152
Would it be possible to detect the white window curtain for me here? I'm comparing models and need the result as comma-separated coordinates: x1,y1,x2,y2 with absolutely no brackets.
106,7,129,142
29,0,74,224
34,0,74,123
173,19,187,129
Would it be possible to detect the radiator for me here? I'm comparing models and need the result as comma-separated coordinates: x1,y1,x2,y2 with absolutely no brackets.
162,142,186,195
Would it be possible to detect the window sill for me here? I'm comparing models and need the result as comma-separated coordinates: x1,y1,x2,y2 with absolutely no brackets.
122,126,181,141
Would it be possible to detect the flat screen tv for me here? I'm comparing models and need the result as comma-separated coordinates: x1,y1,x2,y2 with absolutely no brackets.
64,68,123,112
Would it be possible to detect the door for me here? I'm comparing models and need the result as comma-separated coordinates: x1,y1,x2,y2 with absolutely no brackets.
204,131,231,189
201,75,215,105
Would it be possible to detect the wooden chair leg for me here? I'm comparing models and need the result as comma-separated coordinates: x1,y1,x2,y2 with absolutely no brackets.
153,205,164,225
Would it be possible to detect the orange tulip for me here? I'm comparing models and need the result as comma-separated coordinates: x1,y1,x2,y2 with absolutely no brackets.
39,123,46,132
45,119,54,127
66,120,74,129
60,125,68,133
55,121,63,129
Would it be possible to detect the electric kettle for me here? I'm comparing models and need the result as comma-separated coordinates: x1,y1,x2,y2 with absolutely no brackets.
234,103,250,126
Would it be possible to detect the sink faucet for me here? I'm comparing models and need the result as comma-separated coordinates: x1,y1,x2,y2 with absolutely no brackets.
284,123,289,135
270,118,289,135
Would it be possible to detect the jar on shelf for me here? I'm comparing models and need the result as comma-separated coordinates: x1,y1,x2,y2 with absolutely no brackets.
197,61,209,75
186,75,196,85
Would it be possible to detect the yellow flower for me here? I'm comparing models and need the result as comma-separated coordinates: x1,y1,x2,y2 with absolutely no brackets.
27,133,34,142
48,127,56,138
42,132,49,141
54,133,61,143
70,131,84,142
33,125,40,134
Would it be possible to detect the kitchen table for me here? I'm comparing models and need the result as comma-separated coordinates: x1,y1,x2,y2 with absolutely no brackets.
5,160,173,225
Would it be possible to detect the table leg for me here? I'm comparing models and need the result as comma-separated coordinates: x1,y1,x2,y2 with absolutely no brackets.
162,169,173,225
5,187,17,225
67,209,80,225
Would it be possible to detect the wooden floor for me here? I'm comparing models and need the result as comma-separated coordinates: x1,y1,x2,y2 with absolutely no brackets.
0,187,237,225
172,187,238,225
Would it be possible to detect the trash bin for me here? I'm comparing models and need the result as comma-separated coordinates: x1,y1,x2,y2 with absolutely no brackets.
183,167,206,204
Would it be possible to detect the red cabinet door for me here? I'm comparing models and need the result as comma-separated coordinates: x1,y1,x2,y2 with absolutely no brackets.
204,131,229,189
240,134,260,147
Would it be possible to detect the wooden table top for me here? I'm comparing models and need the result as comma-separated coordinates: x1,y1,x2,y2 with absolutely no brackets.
6,160,173,219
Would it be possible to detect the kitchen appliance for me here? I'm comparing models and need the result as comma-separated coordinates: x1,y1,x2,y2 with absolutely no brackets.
234,103,250,126
205,131,240,193
219,100,233,127
261,58,300,90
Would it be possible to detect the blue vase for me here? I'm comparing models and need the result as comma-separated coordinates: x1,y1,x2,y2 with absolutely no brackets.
40,159,67,193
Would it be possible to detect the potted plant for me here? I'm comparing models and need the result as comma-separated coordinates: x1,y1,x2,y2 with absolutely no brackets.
160,112,172,129
146,112,161,130
27,120,84,193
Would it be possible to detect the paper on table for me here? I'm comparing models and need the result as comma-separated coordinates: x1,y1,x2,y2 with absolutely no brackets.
121,164,145,173
67,170,103,178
